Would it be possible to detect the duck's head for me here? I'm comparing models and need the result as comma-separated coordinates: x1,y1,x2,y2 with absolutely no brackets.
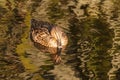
53,47,62,64
50,26,68,64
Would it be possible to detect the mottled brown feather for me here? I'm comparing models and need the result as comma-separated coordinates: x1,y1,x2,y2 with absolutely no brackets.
30,19,68,63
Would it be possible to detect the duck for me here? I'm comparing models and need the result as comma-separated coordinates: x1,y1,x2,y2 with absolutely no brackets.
30,19,68,64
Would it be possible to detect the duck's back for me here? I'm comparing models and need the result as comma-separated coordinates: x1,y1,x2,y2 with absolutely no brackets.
30,19,58,54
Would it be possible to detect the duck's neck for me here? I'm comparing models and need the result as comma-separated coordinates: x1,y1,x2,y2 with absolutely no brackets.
57,40,62,56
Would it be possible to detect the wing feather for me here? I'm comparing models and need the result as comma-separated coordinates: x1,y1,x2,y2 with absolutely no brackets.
50,26,68,48
31,28,57,48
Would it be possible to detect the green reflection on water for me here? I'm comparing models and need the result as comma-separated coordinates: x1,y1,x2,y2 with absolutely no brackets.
69,17,114,80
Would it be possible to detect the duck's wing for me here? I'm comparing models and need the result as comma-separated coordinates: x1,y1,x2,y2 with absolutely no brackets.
31,28,58,50
50,26,68,50
61,32,68,49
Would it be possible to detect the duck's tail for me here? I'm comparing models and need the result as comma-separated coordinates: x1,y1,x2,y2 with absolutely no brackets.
31,19,42,29
31,19,54,32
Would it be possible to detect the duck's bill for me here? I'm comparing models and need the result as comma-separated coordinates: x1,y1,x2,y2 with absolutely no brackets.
52,54,61,64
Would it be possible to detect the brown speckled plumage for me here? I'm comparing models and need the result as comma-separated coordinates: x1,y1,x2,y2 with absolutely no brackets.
30,19,68,64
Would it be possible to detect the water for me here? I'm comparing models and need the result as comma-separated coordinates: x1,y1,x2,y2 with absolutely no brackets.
0,0,119,80
23,17,114,80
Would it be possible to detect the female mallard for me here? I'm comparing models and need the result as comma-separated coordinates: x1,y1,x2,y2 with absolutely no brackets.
30,19,68,64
